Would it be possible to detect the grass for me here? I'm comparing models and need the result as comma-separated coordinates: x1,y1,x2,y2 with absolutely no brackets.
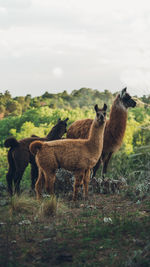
9,193,39,215
38,195,57,218
0,192,150,267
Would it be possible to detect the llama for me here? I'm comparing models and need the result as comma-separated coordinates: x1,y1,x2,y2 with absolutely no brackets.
4,118,68,195
29,104,107,200
67,87,136,177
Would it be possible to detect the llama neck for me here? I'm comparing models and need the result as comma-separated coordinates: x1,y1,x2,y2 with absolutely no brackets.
87,119,105,152
108,98,128,140
46,130,60,140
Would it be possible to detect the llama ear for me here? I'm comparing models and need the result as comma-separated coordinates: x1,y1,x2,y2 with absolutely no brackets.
57,118,61,122
103,103,107,111
64,118,69,122
94,104,99,112
120,87,127,98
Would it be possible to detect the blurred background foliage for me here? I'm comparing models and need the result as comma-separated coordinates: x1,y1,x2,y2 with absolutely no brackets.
0,87,150,192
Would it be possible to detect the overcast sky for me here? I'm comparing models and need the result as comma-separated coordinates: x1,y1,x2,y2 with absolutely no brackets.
0,0,150,97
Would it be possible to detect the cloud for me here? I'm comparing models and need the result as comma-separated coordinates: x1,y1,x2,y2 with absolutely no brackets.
0,0,31,9
0,0,150,96
52,67,63,78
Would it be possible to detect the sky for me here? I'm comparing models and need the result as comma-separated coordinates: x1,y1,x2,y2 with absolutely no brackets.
0,0,150,97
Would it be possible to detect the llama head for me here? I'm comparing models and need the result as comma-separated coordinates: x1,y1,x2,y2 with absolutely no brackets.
47,117,69,139
94,103,107,126
56,117,69,136
119,87,136,108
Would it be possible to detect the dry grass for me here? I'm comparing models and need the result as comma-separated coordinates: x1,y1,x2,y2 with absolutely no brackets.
38,195,57,218
9,193,71,220
9,193,39,216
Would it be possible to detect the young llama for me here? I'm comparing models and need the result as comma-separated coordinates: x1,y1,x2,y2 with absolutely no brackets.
4,118,68,195
29,104,107,200
67,87,136,177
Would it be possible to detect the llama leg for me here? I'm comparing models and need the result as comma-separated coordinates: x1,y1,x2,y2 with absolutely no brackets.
92,157,102,178
31,162,38,191
6,165,15,196
14,168,26,195
83,169,91,200
35,168,44,200
73,171,84,201
40,172,45,191
102,152,113,177
6,150,15,196
13,151,29,195
43,169,56,196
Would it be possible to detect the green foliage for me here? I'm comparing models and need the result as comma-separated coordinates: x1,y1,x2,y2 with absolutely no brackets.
0,105,95,146
6,100,22,116
0,88,149,119
123,114,140,153
0,116,21,146
0,147,8,183
0,87,115,118
0,90,11,105
0,104,5,114
10,121,45,140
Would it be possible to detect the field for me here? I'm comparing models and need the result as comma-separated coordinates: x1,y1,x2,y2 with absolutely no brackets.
0,181,150,267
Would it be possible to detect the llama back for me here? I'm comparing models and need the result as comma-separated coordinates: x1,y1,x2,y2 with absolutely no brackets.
30,140,44,155
67,118,93,139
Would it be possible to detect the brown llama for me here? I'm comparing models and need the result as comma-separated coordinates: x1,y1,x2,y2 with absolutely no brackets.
29,104,107,200
67,87,136,177
4,118,68,196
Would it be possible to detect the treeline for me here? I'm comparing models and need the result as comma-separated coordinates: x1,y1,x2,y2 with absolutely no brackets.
0,88,150,118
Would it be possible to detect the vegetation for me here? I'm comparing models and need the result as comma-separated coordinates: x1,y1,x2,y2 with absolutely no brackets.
0,87,150,266
0,88,149,118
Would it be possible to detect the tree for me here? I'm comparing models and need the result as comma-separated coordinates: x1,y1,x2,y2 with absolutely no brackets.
42,91,54,98
4,90,11,102
0,105,5,114
6,100,22,116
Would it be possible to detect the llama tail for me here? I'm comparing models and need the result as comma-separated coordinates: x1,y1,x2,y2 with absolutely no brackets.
29,140,43,155
4,137,19,148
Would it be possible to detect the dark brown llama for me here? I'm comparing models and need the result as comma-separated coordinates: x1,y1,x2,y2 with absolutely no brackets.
67,87,136,177
29,104,107,200
4,118,68,195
